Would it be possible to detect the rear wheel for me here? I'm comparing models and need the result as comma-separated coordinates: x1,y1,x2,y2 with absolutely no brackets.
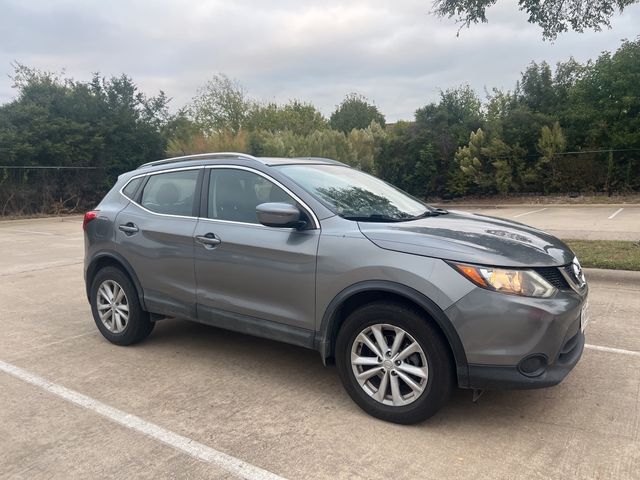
336,301,453,424
90,266,154,345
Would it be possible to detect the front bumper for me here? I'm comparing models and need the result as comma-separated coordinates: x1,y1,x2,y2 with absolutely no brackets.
446,284,588,389
467,329,584,389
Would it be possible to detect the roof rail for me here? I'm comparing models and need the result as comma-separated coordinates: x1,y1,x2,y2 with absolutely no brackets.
137,152,258,170
293,156,347,166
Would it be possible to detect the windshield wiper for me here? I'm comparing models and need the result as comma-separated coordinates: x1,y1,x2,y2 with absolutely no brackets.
341,214,407,223
343,208,448,223
407,208,449,220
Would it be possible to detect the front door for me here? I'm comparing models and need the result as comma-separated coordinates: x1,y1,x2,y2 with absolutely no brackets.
193,167,319,342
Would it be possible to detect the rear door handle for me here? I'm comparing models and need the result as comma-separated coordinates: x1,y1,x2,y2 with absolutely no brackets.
195,233,221,249
118,223,139,235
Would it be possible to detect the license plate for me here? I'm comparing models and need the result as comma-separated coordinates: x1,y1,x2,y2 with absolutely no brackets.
581,301,590,332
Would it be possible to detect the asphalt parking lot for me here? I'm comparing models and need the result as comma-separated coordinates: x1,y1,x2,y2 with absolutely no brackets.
1,214,639,479
441,204,640,241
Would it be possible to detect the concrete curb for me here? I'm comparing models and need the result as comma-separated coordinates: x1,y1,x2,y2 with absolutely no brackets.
584,267,640,284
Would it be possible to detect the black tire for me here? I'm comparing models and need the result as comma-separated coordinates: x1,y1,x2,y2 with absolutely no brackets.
90,266,154,346
335,301,454,424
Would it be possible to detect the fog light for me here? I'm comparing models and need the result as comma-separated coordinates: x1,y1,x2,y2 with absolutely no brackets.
518,354,548,377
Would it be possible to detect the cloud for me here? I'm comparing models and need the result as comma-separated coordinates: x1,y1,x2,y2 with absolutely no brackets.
1,0,638,121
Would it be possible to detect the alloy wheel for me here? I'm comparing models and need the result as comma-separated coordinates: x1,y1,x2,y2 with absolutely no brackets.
96,280,129,334
350,323,429,406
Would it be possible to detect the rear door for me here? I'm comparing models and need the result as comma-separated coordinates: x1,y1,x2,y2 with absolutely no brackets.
193,166,320,342
116,167,203,319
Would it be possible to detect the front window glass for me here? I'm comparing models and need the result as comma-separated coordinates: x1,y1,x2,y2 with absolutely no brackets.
208,169,296,224
277,164,428,221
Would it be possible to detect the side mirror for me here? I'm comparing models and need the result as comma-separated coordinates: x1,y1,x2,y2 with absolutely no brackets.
256,202,305,229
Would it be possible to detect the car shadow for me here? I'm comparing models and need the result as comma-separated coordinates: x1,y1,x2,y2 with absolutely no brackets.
142,318,563,428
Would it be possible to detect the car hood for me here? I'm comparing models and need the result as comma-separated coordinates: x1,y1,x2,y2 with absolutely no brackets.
358,210,574,267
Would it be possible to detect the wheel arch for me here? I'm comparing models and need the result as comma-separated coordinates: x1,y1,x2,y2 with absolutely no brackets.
316,281,469,388
85,252,146,311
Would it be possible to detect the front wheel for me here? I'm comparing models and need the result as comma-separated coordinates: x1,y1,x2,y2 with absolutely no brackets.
335,302,454,424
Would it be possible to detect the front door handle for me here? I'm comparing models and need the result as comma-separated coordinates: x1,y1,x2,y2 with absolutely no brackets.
118,223,139,235
195,233,221,249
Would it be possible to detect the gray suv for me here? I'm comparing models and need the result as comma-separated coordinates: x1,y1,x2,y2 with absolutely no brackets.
83,152,588,424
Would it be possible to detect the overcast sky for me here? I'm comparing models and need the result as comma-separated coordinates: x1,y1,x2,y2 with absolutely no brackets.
1,0,639,121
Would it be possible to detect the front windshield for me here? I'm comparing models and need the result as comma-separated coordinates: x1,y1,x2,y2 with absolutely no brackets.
276,164,429,221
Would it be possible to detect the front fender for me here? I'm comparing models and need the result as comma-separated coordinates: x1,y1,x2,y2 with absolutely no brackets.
315,280,470,388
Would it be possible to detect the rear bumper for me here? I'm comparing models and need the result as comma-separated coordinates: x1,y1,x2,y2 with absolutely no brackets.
466,329,585,390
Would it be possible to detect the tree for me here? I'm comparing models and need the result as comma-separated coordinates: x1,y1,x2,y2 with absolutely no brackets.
347,121,387,172
248,128,352,163
416,85,483,195
372,85,484,198
0,64,169,214
246,100,327,136
484,83,555,191
518,62,556,115
3,38,640,216
565,39,640,190
3,65,168,174
329,93,385,133
432,0,638,40
456,128,526,194
536,122,567,189
166,129,250,158
189,74,251,134
456,129,494,192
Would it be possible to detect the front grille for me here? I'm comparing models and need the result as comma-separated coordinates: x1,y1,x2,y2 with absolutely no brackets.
535,267,571,290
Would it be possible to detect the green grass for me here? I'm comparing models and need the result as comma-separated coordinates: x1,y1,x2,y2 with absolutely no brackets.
564,240,640,271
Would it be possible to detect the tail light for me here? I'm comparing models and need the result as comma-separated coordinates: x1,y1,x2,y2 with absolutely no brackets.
83,210,99,231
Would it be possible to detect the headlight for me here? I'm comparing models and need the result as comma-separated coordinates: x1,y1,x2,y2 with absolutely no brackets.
450,262,557,298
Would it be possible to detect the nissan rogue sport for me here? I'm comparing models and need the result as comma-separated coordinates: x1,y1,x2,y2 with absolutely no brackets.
83,152,589,424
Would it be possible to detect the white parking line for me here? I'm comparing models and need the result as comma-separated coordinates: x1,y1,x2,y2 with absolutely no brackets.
1,340,637,480
0,360,286,480
608,208,624,220
585,343,640,357
513,208,547,218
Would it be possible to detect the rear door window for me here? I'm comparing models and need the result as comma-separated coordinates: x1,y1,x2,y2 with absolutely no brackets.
140,169,199,216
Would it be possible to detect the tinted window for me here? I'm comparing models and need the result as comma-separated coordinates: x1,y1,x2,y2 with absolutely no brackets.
208,169,295,224
122,177,142,200
140,169,199,216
